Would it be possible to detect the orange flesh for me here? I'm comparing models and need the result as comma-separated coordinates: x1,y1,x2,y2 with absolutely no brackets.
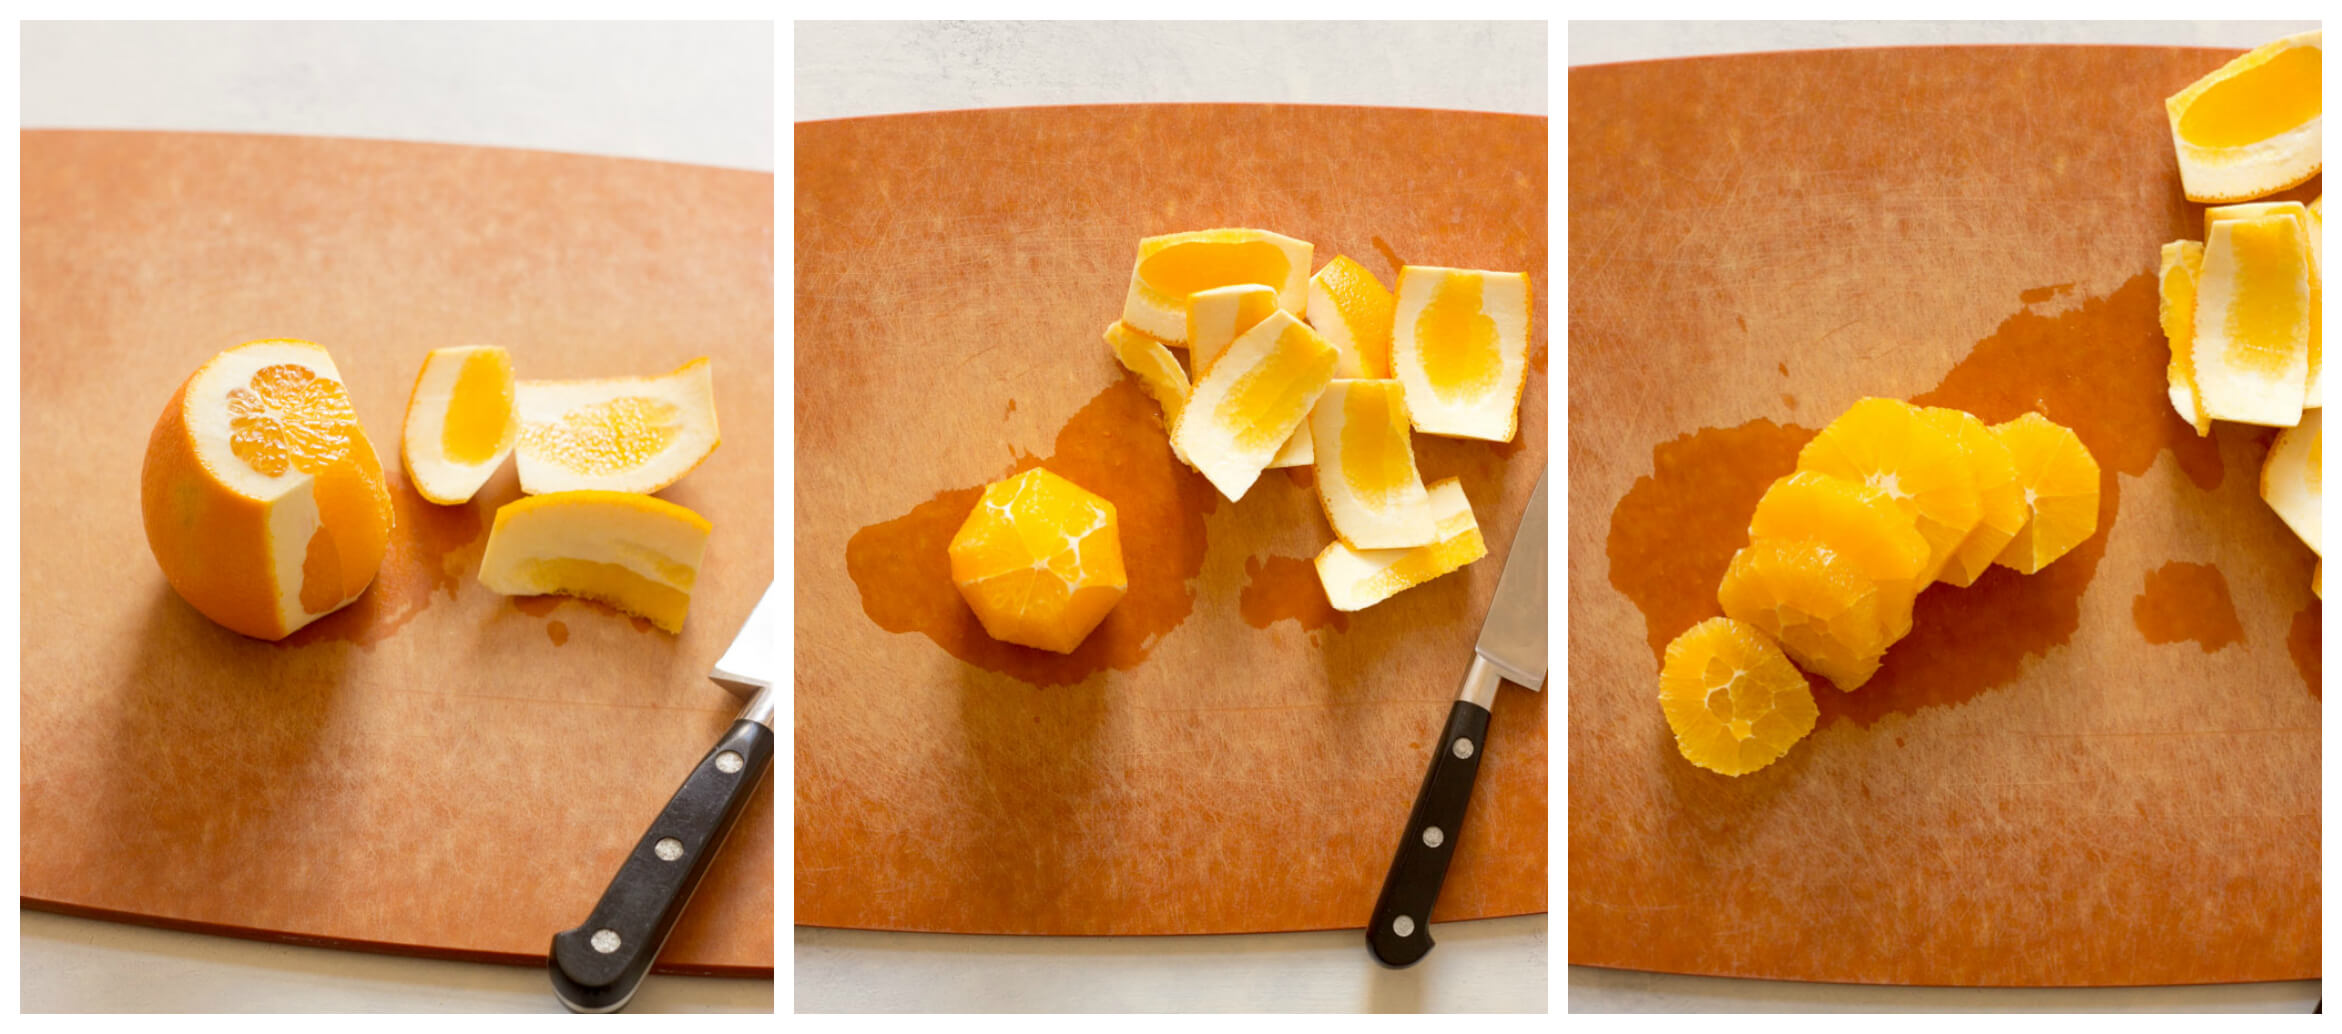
522,396,681,475
2179,46,2321,148
299,524,341,614
1216,324,1333,450
441,349,514,465
1413,274,1503,402
1339,385,1418,507
228,364,356,476
1140,240,1292,298
2222,217,2312,373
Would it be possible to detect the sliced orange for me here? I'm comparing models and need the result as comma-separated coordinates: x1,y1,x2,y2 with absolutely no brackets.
1796,397,1980,585
1659,617,1819,776
2262,406,2321,556
2164,30,2321,203
2206,201,2322,409
1122,228,1312,343
1314,477,1485,611
141,340,395,640
1746,470,1927,639
2192,213,2312,426
2159,239,2215,435
477,490,711,634
1922,407,2028,588
1309,379,1436,549
1391,266,1533,442
1990,413,2102,575
1170,310,1338,501
947,467,1127,653
1307,255,1396,378
1717,538,1891,692
401,345,517,505
515,358,720,495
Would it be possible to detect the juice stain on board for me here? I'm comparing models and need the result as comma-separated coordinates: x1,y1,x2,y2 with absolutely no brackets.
846,378,1218,687
2132,561,2244,652
278,473,484,649
2291,602,2321,697
1607,274,2236,728
1239,555,1347,636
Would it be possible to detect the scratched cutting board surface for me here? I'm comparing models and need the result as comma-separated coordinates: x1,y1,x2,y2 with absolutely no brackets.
1570,48,2320,986
20,131,774,974
796,105,1547,935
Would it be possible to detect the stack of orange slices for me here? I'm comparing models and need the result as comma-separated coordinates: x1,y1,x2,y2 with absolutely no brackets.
1662,397,2101,776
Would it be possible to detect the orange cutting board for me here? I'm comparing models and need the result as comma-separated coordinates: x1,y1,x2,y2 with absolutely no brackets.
1570,48,2319,986
795,105,1547,934
20,130,775,975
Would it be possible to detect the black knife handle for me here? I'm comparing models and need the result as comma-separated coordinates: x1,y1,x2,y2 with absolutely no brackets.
1366,699,1491,968
549,717,775,1012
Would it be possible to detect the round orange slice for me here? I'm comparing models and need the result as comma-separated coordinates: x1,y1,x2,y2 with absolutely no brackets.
141,340,394,640
1797,397,1980,586
2165,30,2321,203
1717,538,1890,692
1921,407,2028,588
1991,413,2102,575
1659,617,1819,776
1746,470,1927,639
948,467,1128,654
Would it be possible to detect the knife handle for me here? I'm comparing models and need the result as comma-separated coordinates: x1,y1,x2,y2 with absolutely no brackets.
549,717,775,1013
1366,698,1491,968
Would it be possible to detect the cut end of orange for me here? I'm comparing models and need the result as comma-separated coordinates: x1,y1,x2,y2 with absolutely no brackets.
1310,379,1436,550
1307,255,1396,379
1123,228,1312,342
1315,477,1485,611
1392,266,1532,442
477,490,711,634
515,357,720,495
142,339,393,640
402,345,518,505
1990,413,2102,575
947,467,1128,654
1170,310,1338,501
1659,617,1819,776
2166,30,2321,203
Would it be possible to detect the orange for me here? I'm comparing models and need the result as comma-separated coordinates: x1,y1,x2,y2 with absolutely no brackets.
515,358,720,495
1391,266,1533,442
1921,407,2028,588
1122,228,1312,343
141,340,395,640
401,345,518,505
1797,397,1981,585
2164,30,2321,202
947,467,1128,653
477,490,711,634
1717,538,1892,692
1990,413,2102,574
1659,617,1819,776
1746,470,1927,639
1307,255,1397,378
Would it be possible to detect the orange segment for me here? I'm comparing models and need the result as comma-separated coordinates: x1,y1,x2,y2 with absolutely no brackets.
1990,413,2102,574
1122,228,1312,342
1746,470,1927,638
1307,255,1396,378
946,467,1128,654
1921,407,2028,588
2159,240,2214,435
1796,397,1981,585
1659,617,1819,776
1717,538,1891,692
2165,31,2321,202
141,339,394,640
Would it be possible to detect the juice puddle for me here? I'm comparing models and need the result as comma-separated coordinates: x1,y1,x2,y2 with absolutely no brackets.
547,620,570,646
2290,602,2321,696
2132,561,2243,651
278,473,485,649
512,594,655,634
1239,555,1347,636
1607,273,2225,728
845,378,1217,687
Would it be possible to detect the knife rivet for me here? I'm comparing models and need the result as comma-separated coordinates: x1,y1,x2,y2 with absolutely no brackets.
1451,737,1475,760
591,929,621,954
655,837,685,861
1422,826,1444,849
1392,915,1416,938
715,750,744,774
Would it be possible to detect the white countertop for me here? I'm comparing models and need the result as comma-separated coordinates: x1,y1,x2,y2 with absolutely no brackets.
792,20,1549,1014
1568,18,2321,1013
19,20,773,1013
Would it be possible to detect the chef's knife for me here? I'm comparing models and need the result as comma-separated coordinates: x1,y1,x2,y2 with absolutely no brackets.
550,584,777,1013
1366,472,1546,968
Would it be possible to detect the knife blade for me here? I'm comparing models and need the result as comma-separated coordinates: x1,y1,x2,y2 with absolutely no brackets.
550,583,777,1012
1367,472,1546,968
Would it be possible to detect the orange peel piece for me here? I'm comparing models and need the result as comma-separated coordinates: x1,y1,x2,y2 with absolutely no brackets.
2165,30,2322,203
1122,228,1311,343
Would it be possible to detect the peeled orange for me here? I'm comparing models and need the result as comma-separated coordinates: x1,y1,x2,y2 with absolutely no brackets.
1718,537,1892,692
1922,407,2028,588
947,467,1127,654
1746,470,1927,639
141,340,395,640
1659,617,1819,776
1990,413,2102,575
477,490,711,634
515,358,720,495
